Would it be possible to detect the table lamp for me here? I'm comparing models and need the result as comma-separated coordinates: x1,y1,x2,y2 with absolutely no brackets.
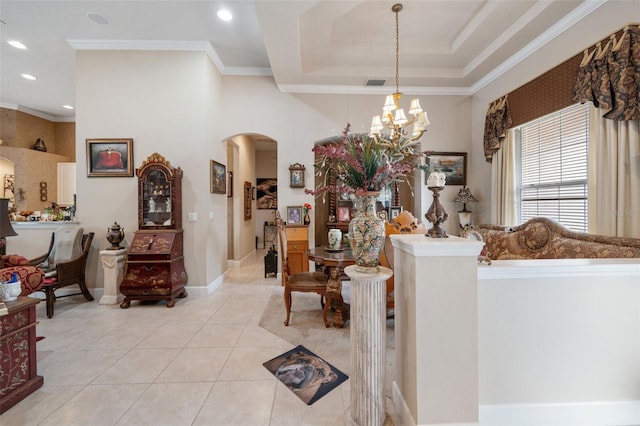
0,198,18,255
452,186,478,229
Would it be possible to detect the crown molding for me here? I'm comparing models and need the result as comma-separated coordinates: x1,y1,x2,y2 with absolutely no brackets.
469,0,608,93
0,103,74,123
276,84,472,97
66,39,274,78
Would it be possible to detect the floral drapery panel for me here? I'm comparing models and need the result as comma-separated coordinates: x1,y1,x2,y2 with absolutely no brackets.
572,24,640,121
483,95,512,162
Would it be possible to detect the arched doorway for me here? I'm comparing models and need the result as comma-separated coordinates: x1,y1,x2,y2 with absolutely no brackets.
224,134,277,262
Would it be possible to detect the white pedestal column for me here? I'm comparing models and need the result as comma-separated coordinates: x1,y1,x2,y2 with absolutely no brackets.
99,248,127,305
390,234,483,426
344,265,393,426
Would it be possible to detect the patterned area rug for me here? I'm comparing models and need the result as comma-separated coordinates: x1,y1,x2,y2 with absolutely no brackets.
257,286,395,383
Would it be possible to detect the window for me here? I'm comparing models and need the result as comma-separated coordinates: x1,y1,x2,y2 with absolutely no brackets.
515,103,589,232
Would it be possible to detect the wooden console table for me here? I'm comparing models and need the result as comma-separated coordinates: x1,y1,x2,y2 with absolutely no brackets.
0,297,43,414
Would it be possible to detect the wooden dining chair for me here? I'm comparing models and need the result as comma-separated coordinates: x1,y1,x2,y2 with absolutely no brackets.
275,212,328,326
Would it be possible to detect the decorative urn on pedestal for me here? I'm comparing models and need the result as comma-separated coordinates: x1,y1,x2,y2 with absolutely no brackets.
348,192,385,273
106,222,125,250
307,123,426,273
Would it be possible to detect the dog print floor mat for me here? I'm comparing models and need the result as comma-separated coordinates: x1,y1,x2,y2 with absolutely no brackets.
263,345,348,405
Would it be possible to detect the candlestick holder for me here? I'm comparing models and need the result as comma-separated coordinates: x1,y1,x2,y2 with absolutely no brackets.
425,186,448,238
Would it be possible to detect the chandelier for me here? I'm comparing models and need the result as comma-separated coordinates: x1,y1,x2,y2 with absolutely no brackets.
370,3,430,142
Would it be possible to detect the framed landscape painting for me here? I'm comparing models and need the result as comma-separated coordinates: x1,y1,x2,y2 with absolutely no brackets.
423,152,467,186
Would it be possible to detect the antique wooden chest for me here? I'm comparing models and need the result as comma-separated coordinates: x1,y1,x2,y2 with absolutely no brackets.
119,229,188,308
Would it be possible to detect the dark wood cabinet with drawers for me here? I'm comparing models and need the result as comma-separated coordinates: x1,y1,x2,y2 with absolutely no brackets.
119,153,188,308
0,297,43,414
119,229,188,308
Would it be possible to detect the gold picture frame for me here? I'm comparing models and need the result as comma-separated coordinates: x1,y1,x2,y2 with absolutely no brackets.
244,181,252,220
210,160,226,194
86,138,133,177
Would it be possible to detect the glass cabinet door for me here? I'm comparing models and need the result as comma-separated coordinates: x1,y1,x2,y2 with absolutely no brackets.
142,169,172,227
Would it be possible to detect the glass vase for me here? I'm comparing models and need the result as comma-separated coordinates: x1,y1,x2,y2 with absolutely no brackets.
348,192,385,273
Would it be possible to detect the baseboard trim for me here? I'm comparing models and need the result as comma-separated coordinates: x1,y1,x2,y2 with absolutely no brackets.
56,274,227,304
392,382,638,426
479,400,640,426
392,380,415,426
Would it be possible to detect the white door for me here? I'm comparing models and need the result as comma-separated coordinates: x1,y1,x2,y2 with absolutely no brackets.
57,162,76,206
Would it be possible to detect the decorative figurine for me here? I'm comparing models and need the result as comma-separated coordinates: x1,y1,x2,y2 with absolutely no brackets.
425,172,449,238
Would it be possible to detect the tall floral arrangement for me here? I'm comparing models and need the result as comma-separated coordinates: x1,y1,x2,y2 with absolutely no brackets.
306,123,426,197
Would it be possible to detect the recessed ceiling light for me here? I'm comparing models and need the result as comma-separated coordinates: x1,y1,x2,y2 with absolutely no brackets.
21,73,36,80
63,105,74,110
8,40,26,49
86,12,110,25
217,9,232,21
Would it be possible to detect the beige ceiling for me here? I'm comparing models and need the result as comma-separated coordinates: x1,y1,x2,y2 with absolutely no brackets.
0,0,610,121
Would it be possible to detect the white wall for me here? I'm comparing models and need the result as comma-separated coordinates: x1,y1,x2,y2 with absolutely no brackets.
76,50,223,291
478,259,640,425
470,2,634,225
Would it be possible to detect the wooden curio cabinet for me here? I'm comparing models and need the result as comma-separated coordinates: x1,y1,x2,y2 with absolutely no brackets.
119,153,188,309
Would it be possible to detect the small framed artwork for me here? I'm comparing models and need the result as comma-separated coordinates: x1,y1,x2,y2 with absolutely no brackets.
289,163,306,188
337,206,351,222
389,205,403,220
227,171,233,197
287,206,303,225
423,152,467,186
244,181,252,220
210,160,226,194
86,138,133,177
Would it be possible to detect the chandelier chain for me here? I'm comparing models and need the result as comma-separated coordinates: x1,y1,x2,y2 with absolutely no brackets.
395,8,400,93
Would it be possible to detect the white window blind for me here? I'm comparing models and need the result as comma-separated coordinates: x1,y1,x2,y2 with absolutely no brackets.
515,103,589,232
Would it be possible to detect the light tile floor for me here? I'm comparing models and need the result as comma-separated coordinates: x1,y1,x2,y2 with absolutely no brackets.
1,251,394,426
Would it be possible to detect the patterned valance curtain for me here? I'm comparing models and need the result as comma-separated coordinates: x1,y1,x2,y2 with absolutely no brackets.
483,95,512,162
572,24,640,121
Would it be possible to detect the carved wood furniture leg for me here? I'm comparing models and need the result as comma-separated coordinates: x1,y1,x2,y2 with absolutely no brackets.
284,287,292,326
323,292,331,327
79,280,94,301
326,266,347,328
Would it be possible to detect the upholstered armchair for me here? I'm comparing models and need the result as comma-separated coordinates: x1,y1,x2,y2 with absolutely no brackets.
0,254,45,296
